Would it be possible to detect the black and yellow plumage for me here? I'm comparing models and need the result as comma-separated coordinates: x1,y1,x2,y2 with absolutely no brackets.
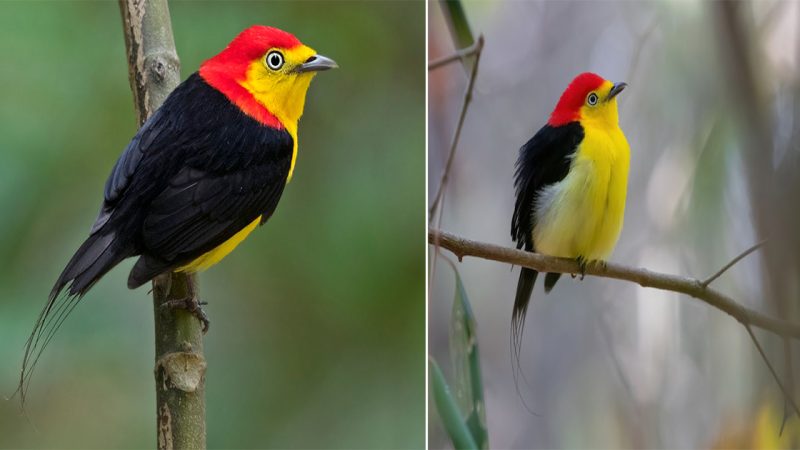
510,72,629,361
53,73,294,297
19,25,336,398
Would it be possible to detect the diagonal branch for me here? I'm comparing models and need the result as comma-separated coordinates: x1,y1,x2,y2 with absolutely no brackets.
428,229,800,339
701,239,766,287
745,324,800,417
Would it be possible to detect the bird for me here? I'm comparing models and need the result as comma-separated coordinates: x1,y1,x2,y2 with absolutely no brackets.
510,72,630,352
20,25,337,396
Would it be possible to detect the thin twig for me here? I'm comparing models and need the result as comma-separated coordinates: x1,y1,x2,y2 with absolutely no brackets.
429,35,484,288
429,35,485,221
745,324,800,418
429,40,483,71
428,229,800,339
701,239,766,287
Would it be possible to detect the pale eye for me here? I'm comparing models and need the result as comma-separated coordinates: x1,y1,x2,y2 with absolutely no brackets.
587,93,598,106
265,51,284,70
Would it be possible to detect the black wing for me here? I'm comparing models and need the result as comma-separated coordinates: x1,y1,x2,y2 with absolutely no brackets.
511,122,584,252
510,122,584,378
48,78,203,299
91,108,169,234
140,152,289,263
125,164,289,289
78,72,293,288
118,73,294,287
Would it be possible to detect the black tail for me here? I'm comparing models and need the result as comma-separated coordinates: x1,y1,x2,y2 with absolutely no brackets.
50,232,128,299
510,267,541,415
544,272,562,293
511,269,561,355
18,231,130,403
510,267,562,415
127,254,171,289
511,267,537,364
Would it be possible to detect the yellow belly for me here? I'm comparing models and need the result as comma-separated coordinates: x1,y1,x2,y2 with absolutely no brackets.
176,216,261,273
533,125,630,261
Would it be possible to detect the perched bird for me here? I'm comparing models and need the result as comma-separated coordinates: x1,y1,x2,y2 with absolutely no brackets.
510,72,630,347
21,25,336,393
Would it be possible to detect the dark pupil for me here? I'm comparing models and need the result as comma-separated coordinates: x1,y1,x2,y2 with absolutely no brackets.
589,94,597,104
270,54,281,67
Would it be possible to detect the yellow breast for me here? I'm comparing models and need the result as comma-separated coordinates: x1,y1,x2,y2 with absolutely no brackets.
533,123,630,261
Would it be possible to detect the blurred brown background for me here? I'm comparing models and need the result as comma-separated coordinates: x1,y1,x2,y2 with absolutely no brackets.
429,1,800,448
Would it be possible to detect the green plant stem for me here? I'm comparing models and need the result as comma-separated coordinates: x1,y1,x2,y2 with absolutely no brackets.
439,0,475,72
430,358,478,450
444,259,488,449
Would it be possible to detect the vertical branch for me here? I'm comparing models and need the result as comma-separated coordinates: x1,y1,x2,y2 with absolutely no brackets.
152,274,206,450
119,0,181,122
118,1,207,449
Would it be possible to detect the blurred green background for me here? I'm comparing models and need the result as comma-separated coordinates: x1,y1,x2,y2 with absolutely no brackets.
0,1,424,448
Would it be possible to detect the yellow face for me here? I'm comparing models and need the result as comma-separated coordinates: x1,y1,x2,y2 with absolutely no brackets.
578,80,623,128
239,45,319,130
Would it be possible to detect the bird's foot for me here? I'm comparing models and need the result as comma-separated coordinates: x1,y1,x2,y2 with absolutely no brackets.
576,256,588,280
161,297,210,333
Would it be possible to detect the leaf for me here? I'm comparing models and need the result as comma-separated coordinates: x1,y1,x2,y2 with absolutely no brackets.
448,263,488,449
430,358,478,450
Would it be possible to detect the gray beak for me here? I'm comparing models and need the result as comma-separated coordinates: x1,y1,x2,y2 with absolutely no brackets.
296,54,338,73
607,82,627,100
